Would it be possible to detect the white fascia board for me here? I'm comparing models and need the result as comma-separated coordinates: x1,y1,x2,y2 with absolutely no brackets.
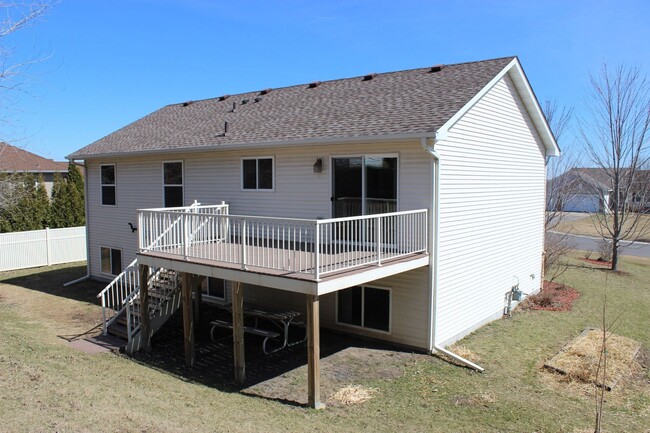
67,132,430,161
435,58,560,158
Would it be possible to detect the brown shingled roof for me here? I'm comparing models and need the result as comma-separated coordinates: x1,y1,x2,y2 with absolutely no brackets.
0,143,68,172
70,57,516,158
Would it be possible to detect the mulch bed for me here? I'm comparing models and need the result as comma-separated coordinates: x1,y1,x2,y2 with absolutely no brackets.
519,281,580,312
581,258,612,267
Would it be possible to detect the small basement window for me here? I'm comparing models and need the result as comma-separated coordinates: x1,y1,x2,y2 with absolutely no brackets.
202,277,226,301
100,164,116,206
337,285,390,332
100,247,122,276
163,161,184,207
242,157,274,190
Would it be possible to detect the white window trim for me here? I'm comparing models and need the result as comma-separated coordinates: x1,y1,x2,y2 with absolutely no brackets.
162,160,184,207
241,156,275,191
335,284,392,334
329,154,399,217
100,164,117,207
99,246,123,277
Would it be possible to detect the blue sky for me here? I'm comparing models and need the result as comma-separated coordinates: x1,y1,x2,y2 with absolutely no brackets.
2,0,649,161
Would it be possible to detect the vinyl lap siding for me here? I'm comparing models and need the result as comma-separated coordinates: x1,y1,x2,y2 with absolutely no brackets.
86,142,432,349
435,75,546,346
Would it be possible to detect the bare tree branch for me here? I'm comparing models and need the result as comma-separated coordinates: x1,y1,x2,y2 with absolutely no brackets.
580,64,650,271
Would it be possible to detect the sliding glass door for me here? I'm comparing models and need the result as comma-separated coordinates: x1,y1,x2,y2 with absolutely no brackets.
332,156,397,218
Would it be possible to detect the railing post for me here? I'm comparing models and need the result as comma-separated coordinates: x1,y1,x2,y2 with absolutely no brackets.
101,295,107,335
314,221,320,281
183,213,189,260
376,215,382,266
241,219,248,270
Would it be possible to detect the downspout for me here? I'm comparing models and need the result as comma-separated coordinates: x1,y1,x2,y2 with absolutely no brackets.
420,137,484,373
64,160,91,287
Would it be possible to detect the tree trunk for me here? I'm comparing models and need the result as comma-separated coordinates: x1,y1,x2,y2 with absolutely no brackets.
610,238,619,271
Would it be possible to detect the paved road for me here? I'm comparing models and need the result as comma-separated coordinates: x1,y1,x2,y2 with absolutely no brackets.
557,232,650,259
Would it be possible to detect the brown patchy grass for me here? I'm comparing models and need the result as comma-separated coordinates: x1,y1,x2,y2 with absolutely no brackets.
556,213,650,241
1,258,650,432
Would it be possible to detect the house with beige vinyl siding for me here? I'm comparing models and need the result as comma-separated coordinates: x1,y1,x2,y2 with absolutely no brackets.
69,56,559,408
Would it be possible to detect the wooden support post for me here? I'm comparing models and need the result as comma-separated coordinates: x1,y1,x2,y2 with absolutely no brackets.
138,264,151,353
192,275,202,326
232,281,245,383
181,272,195,367
307,295,325,409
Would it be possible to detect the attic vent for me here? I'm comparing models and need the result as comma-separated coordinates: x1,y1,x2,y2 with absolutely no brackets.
218,94,230,101
254,97,262,103
231,102,237,112
224,121,229,135
182,101,193,107
260,88,272,95
429,64,445,73
308,81,321,88
241,99,249,105
362,73,376,81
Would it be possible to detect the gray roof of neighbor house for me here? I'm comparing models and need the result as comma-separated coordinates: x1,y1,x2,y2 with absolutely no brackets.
0,142,68,173
70,56,553,159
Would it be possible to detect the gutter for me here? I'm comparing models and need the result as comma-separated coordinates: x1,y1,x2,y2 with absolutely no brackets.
63,159,91,287
420,137,484,373
66,131,433,160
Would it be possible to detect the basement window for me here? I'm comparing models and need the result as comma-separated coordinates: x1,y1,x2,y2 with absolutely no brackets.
100,164,116,206
163,161,184,207
100,247,122,276
202,277,226,301
242,157,274,190
337,285,391,332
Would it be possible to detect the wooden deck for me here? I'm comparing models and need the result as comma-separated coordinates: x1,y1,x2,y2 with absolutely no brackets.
138,241,429,296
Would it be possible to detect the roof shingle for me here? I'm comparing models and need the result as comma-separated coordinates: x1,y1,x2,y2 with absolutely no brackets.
70,57,515,158
0,143,68,172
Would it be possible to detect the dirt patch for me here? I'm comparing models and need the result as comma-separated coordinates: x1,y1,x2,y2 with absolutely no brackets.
544,328,641,390
519,281,580,312
244,347,422,407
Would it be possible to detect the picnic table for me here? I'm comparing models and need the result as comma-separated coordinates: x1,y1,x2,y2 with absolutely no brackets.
210,303,306,354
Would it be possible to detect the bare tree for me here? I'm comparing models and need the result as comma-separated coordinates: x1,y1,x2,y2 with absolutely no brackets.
543,100,576,282
0,2,55,210
0,1,54,136
581,64,650,271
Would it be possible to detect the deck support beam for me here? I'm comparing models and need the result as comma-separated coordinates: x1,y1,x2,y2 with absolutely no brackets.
192,274,202,326
181,272,195,367
307,295,325,409
232,281,246,383
138,264,151,353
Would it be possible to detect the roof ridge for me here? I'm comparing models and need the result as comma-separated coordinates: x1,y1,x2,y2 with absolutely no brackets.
165,56,518,108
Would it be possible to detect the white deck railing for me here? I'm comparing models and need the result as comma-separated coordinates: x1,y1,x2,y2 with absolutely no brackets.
98,201,213,335
138,204,427,280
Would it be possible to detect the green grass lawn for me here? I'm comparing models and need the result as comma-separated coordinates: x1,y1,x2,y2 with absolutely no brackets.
1,258,649,433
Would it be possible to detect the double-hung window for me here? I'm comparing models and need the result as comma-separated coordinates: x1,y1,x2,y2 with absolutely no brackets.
100,247,122,276
100,164,116,206
337,285,391,332
242,157,273,190
163,161,184,207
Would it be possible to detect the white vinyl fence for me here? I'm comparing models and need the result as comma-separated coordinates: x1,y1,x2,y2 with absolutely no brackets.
0,226,86,272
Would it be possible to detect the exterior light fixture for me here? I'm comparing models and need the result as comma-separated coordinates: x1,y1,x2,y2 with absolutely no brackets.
313,158,323,173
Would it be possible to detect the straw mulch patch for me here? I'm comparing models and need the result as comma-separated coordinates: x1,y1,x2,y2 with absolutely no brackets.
329,385,379,405
520,281,580,312
544,327,641,390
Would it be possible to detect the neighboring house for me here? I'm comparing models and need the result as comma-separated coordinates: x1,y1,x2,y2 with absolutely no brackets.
549,167,650,213
69,56,559,408
0,142,69,197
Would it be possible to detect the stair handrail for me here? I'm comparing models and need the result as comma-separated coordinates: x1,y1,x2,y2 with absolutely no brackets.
98,201,202,335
